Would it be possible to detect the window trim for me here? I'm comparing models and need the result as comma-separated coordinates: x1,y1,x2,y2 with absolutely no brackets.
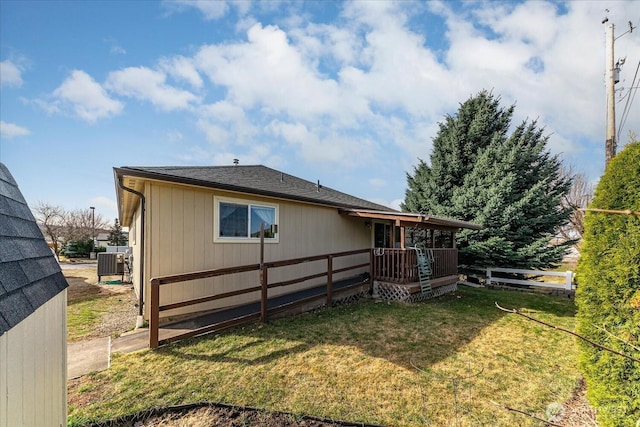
214,196,279,243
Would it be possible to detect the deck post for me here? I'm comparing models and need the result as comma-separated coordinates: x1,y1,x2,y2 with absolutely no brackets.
327,255,333,305
369,249,374,285
149,278,160,349
260,267,268,322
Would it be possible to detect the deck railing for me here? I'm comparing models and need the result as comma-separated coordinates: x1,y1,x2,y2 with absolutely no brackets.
149,249,371,348
372,248,458,284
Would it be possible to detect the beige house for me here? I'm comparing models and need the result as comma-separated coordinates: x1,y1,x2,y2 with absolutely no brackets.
114,165,480,327
0,163,68,427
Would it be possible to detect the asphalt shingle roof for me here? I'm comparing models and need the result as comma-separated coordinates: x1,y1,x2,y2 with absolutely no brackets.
116,165,395,212
0,163,68,336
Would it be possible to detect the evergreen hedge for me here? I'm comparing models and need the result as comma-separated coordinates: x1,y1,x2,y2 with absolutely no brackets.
575,141,640,427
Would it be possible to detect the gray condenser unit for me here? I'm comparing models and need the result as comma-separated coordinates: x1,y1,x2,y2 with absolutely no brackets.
97,252,125,282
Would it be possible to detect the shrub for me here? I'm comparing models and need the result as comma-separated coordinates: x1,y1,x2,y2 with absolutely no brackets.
575,141,640,427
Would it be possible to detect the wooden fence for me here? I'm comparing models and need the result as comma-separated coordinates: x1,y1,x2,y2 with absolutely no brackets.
149,249,371,348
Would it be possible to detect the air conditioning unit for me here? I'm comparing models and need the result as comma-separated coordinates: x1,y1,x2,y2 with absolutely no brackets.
97,252,125,282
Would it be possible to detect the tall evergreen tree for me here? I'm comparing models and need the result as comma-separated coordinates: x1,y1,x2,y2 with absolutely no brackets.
107,219,127,246
402,91,573,268
403,91,513,218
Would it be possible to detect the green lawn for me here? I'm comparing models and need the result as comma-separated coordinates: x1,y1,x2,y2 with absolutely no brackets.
67,294,130,342
68,287,581,426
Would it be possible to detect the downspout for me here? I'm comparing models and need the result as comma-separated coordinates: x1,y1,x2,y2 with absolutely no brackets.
117,176,146,328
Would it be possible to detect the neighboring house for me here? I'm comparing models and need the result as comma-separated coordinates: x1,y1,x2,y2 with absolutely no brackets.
96,231,110,248
96,230,129,249
0,163,68,427
114,165,480,323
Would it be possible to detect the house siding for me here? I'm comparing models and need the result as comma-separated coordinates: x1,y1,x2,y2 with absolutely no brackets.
0,291,67,427
143,181,371,319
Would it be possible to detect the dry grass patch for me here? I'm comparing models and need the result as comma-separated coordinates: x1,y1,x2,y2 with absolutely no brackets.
63,265,138,342
68,287,580,426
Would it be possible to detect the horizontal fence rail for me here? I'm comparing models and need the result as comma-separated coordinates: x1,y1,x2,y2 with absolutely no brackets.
372,248,457,284
486,267,575,290
149,249,372,348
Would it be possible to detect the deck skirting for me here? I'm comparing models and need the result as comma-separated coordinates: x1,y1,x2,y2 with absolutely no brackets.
373,275,458,302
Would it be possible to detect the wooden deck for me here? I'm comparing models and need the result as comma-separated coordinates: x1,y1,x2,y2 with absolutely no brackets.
372,248,458,283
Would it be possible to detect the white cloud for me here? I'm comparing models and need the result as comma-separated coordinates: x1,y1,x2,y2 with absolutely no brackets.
196,100,258,147
106,66,199,111
176,144,285,169
435,0,640,146
196,118,230,145
0,60,24,87
111,45,126,55
33,0,637,195
166,130,184,142
266,119,376,166
195,23,365,123
45,70,123,123
0,121,30,139
104,36,126,55
163,0,250,20
159,56,203,88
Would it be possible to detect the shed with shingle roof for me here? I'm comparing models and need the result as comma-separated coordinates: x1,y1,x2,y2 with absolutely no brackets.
0,163,68,427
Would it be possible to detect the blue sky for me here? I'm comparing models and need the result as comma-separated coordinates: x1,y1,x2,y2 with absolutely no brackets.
1,0,639,224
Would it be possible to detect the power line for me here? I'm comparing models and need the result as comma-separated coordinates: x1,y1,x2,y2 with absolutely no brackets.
617,59,640,140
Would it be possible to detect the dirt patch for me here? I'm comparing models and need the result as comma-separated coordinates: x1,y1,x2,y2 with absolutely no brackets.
84,403,384,427
552,378,598,426
63,263,138,340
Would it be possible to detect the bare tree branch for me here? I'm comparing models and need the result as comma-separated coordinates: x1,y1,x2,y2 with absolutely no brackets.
33,201,65,255
593,324,640,353
558,165,594,248
580,208,640,216
490,401,567,427
64,208,108,242
495,303,640,364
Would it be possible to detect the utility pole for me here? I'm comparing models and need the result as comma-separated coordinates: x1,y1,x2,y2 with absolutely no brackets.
603,18,635,167
90,206,95,255
605,23,616,167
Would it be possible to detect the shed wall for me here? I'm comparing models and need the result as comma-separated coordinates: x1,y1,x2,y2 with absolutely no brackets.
143,182,371,318
0,291,67,427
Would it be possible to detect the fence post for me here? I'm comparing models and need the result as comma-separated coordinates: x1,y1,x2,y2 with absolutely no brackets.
486,268,492,286
327,255,333,306
566,271,573,290
149,278,160,349
261,266,268,322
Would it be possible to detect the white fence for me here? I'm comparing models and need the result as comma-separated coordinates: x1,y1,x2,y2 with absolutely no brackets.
486,267,575,290
106,246,131,253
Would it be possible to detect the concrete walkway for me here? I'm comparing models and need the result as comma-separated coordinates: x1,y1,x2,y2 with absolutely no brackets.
68,337,111,379
68,330,148,379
